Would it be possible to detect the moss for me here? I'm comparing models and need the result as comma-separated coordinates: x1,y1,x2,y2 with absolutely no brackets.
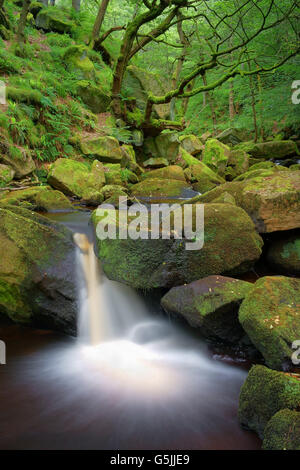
35,189,72,212
226,149,249,179
75,80,110,113
35,7,75,34
7,86,43,105
80,136,123,163
185,162,225,194
161,275,252,342
141,165,186,182
234,140,299,159
202,138,231,177
263,409,300,450
239,276,300,370
234,165,288,182
175,147,200,168
63,46,95,80
178,134,203,155
238,365,300,438
143,157,169,169
0,186,48,208
130,177,190,200
0,164,14,186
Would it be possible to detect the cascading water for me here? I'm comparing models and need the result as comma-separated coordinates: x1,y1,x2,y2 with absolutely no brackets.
0,212,260,450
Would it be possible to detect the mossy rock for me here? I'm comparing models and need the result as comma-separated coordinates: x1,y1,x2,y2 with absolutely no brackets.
215,128,242,146
262,409,300,450
290,164,300,171
239,276,300,370
234,140,299,160
0,205,77,334
29,2,44,18
178,135,203,155
144,133,180,161
196,171,300,232
0,145,35,179
161,275,252,342
48,158,105,199
143,157,169,169
6,86,43,105
35,189,72,212
202,139,231,177
63,46,95,80
0,186,72,213
185,162,225,194
267,234,300,275
248,161,276,171
99,184,128,200
141,165,186,182
130,178,191,201
211,191,236,205
75,80,110,113
175,147,201,168
80,136,122,163
226,149,249,180
234,165,288,182
238,365,300,438
0,164,14,185
92,203,263,289
35,7,75,34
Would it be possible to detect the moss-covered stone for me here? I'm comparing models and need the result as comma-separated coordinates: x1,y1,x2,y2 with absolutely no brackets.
35,189,72,212
211,191,236,205
290,164,300,171
35,7,75,34
195,171,300,232
215,128,242,146
178,135,203,155
267,234,300,275
175,147,201,168
0,145,35,179
0,164,14,185
75,80,110,113
144,133,180,161
238,365,300,438
0,205,77,334
80,136,122,163
184,162,225,194
234,140,299,160
48,158,105,198
161,275,252,342
262,409,300,450
92,203,263,289
63,46,95,80
239,276,300,370
6,86,43,105
234,165,288,182
130,178,191,201
226,149,249,180
143,157,169,169
141,165,186,182
202,138,231,177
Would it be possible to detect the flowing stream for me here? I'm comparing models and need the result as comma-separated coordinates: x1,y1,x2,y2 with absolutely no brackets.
0,212,261,450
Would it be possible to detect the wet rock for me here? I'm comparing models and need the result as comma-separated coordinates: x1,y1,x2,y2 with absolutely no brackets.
130,178,191,201
239,276,300,370
161,275,252,342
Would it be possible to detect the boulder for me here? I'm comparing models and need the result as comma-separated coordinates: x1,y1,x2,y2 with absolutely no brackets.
0,186,72,212
234,165,288,182
238,365,300,438
104,164,138,185
75,80,110,113
0,206,77,334
0,147,35,179
178,135,203,155
263,410,300,450
63,46,95,80
267,234,300,275
234,140,299,160
143,158,169,169
215,128,242,146
202,139,231,177
141,165,186,182
48,158,105,199
225,149,249,180
196,171,300,232
80,136,123,163
239,276,300,370
35,7,75,34
130,178,191,201
92,203,263,289
175,147,201,168
144,133,180,161
185,162,225,194
35,189,72,211
161,275,252,342
0,164,14,185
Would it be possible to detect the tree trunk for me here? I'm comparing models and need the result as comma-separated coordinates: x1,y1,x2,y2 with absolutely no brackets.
0,0,5,10
72,0,81,12
229,79,235,121
91,0,110,47
202,72,217,132
248,61,258,142
16,0,31,43
170,15,188,120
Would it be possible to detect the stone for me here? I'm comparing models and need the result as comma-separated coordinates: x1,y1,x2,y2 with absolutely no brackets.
178,135,203,155
0,164,14,185
130,178,191,201
202,139,231,177
267,234,300,275
262,410,300,450
75,80,110,113
35,7,75,34
234,140,299,160
141,165,186,182
185,162,225,194
143,158,169,169
80,136,123,163
215,128,242,146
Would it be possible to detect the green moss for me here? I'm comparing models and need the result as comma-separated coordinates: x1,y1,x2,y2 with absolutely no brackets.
141,165,186,182
75,80,110,113
80,136,122,163
263,409,300,450
130,178,190,200
202,138,231,177
7,86,43,105
63,46,95,80
35,7,75,34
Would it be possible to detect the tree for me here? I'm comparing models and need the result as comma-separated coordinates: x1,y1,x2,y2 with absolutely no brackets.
16,0,31,42
90,0,110,48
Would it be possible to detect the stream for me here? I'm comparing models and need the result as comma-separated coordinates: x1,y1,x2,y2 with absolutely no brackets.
0,211,261,450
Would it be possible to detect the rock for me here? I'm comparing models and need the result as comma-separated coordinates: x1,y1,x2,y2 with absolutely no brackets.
132,129,144,147
161,276,252,342
130,178,191,201
196,171,300,232
123,65,170,120
262,409,300,450
175,147,201,168
185,162,225,194
234,165,288,182
235,140,299,160
92,203,263,289
0,206,77,334
249,161,276,171
267,234,300,275
75,80,110,113
144,133,180,161
239,276,300,370
99,184,128,201
48,158,105,199
290,163,300,171
104,164,138,185
211,192,236,205
143,158,169,169
35,189,72,211
141,165,186,182
226,149,249,180
29,2,43,18
215,128,242,146
200,131,212,142
178,135,203,155
35,7,75,34
0,147,35,179
202,139,231,177
0,186,72,212
63,46,95,80
80,136,123,163
238,365,300,438
0,164,14,185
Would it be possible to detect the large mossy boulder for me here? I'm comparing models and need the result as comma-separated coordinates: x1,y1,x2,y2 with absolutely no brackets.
123,65,170,120
239,276,300,371
143,157,169,169
0,164,14,185
141,165,186,182
130,178,191,201
215,128,242,146
75,80,110,113
226,149,249,180
92,203,263,289
161,275,252,342
0,186,72,212
0,206,77,334
185,162,225,193
178,135,203,155
238,365,300,438
175,147,201,168
48,158,105,199
234,164,288,182
35,7,75,34
234,140,299,160
63,46,95,80
144,133,180,161
262,409,300,450
202,139,231,177
196,171,300,232
80,136,123,163
267,234,300,275
0,148,35,179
